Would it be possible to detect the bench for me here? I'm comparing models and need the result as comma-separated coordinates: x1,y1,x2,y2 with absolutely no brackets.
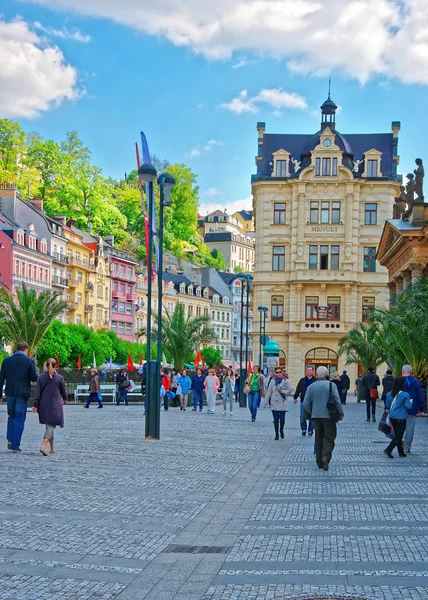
74,384,117,403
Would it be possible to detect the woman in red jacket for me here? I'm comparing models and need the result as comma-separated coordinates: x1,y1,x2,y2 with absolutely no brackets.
161,368,171,411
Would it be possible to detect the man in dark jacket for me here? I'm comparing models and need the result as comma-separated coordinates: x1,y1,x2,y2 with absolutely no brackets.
402,364,425,453
381,370,395,407
339,370,350,404
293,365,316,436
0,342,38,452
362,367,380,422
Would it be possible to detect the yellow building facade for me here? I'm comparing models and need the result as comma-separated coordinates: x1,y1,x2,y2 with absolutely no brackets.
60,221,95,327
251,97,402,383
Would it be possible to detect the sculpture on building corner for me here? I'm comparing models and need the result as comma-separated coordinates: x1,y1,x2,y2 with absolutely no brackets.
414,158,424,202
291,158,301,172
352,159,362,173
393,185,407,219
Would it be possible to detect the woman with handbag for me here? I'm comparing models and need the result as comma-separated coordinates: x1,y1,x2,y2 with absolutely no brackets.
116,368,129,411
384,376,413,458
177,369,192,411
245,366,265,422
85,368,103,409
32,358,67,455
222,369,236,416
362,367,381,422
264,367,294,440
204,369,220,414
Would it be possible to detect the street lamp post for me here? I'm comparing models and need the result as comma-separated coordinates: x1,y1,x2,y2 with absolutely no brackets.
236,273,253,408
258,306,268,369
138,164,175,440
244,273,253,373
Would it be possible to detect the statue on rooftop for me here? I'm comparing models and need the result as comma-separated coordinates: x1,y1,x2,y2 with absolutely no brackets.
394,186,407,219
414,158,424,201
403,173,416,220
352,159,362,173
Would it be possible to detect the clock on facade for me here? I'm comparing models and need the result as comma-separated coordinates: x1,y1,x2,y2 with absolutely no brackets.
323,139,332,147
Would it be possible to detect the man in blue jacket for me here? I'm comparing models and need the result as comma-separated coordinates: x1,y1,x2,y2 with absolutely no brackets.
402,364,425,454
0,342,38,452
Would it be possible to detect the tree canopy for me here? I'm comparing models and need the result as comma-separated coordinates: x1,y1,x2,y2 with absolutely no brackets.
0,119,225,270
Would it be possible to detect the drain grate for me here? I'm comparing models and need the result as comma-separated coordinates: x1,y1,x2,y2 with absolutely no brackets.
282,596,369,600
164,544,231,554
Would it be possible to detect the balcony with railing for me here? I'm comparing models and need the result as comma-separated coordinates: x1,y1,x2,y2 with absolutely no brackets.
52,275,67,287
85,282,94,292
68,302,79,311
13,274,50,289
69,256,95,270
126,293,137,302
112,290,127,301
51,252,68,264
67,277,78,288
84,305,94,312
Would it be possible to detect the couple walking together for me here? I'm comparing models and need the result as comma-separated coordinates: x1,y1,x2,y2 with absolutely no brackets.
1,343,67,455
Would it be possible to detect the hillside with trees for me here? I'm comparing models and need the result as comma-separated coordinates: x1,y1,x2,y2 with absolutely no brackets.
0,119,225,270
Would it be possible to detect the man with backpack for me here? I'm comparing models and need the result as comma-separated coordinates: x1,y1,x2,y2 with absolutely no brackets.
362,367,381,422
303,366,343,471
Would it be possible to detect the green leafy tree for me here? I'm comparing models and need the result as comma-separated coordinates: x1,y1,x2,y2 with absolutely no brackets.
157,303,214,371
0,285,67,357
26,138,63,200
36,320,72,367
338,322,385,373
0,119,26,177
374,277,428,381
200,347,223,367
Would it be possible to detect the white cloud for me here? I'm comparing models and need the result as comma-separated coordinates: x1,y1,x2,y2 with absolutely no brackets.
0,18,81,118
199,195,253,217
22,0,428,84
220,88,306,115
202,187,223,198
34,21,91,42
188,139,223,159
219,90,257,114
232,57,247,69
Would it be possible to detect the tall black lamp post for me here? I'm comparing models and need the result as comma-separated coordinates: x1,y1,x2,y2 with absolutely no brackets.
236,273,253,408
138,163,175,440
258,306,268,370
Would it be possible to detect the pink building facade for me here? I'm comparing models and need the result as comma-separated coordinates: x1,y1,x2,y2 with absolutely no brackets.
0,215,51,293
104,240,138,341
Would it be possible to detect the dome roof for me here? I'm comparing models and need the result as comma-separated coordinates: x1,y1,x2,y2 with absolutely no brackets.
321,94,337,112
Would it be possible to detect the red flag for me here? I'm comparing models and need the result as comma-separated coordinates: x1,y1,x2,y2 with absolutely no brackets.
127,353,135,372
194,351,202,367
202,358,205,370
247,360,252,374
139,353,143,366
77,355,81,371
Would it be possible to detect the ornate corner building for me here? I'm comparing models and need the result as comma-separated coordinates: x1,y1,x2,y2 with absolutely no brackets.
251,94,402,382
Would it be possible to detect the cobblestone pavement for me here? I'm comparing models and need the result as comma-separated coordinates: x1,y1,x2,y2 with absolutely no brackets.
0,396,427,600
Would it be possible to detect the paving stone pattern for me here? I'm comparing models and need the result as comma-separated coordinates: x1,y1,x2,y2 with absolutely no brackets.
0,397,427,600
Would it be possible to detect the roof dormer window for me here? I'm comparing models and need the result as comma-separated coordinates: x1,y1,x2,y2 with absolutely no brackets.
362,149,382,178
272,149,290,178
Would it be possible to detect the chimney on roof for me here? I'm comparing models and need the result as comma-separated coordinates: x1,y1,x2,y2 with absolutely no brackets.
54,215,67,226
105,235,115,247
67,218,76,227
28,197,44,212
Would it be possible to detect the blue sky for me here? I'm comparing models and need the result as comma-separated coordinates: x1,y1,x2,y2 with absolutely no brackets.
2,0,428,215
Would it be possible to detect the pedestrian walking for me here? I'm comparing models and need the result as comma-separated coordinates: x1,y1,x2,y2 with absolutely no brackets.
339,370,350,404
293,365,316,436
264,367,294,440
177,369,191,411
384,376,413,459
222,369,235,416
303,366,344,471
161,368,171,411
32,358,67,456
171,369,179,406
204,369,220,414
116,368,129,411
245,366,265,422
381,369,395,407
402,364,425,453
234,371,240,403
362,367,380,422
101,361,108,383
0,341,38,452
85,368,103,408
332,372,345,405
191,368,206,412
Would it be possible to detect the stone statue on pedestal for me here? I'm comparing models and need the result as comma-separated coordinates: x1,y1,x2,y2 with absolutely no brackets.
394,186,407,219
402,173,416,220
414,158,424,201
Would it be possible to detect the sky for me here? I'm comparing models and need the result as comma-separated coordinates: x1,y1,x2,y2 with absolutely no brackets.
1,0,428,216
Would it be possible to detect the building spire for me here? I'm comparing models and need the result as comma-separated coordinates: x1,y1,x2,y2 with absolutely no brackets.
328,77,331,98
320,80,337,130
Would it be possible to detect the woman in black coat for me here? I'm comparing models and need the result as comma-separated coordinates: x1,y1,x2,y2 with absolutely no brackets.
32,358,67,455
